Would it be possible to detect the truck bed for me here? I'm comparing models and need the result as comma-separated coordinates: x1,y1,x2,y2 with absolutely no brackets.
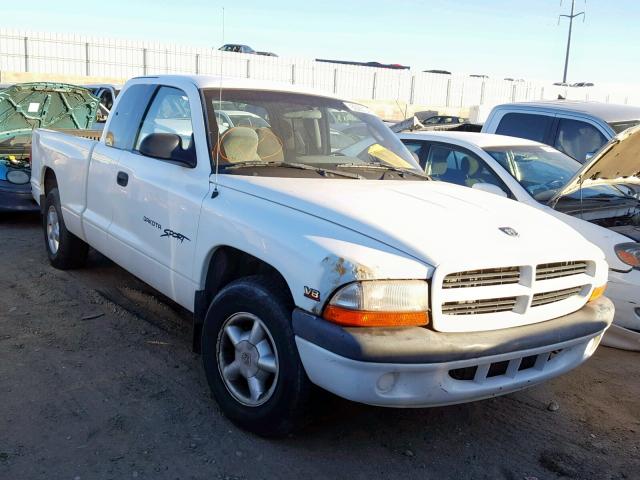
30,128,101,237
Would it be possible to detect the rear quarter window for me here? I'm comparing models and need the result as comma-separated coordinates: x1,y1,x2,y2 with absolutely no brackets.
495,112,553,143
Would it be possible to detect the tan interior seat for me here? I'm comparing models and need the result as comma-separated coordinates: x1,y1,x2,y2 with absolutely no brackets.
280,120,306,154
460,155,480,186
220,127,260,163
256,127,284,162
429,150,449,176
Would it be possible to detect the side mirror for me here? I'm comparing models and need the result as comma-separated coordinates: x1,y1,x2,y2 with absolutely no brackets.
472,182,508,198
138,133,195,167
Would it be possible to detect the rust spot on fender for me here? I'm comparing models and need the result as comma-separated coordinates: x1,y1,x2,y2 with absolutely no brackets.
312,257,378,315
333,257,347,277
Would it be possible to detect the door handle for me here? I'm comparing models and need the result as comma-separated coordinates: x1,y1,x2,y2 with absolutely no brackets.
116,171,128,187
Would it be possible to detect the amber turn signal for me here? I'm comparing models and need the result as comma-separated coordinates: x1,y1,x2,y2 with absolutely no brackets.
589,284,607,302
323,305,429,327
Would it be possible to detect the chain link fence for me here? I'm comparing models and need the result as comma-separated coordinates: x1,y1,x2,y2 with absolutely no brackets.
1,28,638,109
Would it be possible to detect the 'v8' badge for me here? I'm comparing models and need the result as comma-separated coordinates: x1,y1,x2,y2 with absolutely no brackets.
304,286,321,301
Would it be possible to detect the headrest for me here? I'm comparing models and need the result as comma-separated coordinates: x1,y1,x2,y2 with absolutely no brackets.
460,155,479,176
221,127,260,163
256,127,284,162
429,151,449,175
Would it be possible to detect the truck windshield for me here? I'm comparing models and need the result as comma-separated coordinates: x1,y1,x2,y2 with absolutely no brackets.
484,145,631,202
203,89,421,178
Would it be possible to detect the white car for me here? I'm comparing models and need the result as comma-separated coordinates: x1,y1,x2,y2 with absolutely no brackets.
30,75,612,436
399,130,640,350
215,110,271,133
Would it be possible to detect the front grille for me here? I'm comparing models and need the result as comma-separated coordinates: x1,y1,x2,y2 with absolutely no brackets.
442,267,520,289
531,286,584,307
536,261,587,280
442,296,517,315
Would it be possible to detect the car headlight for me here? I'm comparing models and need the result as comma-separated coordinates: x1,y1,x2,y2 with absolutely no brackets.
323,280,429,327
6,170,30,185
615,243,640,269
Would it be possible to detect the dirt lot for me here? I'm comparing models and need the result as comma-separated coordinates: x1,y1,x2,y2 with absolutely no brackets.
1,213,638,480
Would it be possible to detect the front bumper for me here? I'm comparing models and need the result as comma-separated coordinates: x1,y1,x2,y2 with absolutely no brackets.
0,180,38,212
293,297,614,407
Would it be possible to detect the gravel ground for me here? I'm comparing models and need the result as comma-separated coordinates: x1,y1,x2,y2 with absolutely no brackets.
1,212,638,480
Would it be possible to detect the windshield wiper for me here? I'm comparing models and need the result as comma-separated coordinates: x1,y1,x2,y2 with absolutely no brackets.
563,194,636,203
335,162,431,180
221,161,364,179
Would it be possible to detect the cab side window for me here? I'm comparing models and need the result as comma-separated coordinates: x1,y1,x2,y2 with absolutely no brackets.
401,140,426,166
105,84,155,149
135,87,194,151
99,90,114,111
496,112,553,143
553,118,607,163
133,86,196,165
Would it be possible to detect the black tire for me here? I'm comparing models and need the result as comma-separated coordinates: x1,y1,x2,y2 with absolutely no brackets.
201,275,312,437
43,187,89,269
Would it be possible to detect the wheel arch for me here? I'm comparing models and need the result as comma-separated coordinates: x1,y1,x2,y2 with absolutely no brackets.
40,167,58,213
43,167,58,193
193,245,294,352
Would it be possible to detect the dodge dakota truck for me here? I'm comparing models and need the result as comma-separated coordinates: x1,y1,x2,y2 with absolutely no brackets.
31,75,613,436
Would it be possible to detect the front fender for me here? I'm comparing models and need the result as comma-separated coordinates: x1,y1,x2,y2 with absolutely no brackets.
193,186,433,315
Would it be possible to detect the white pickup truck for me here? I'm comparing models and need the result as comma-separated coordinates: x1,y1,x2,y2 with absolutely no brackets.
31,75,613,436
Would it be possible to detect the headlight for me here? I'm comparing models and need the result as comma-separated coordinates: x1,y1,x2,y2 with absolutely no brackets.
6,170,30,185
615,243,640,269
323,280,429,327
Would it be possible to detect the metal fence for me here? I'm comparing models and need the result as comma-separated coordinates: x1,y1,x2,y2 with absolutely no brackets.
1,28,639,109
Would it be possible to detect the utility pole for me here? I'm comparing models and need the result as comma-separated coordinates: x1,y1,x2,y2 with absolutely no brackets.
559,0,584,83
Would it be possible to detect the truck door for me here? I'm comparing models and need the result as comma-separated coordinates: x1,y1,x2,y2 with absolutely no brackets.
83,84,155,255
106,84,211,309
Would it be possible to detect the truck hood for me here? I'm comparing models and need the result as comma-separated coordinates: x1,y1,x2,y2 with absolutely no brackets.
0,82,98,146
221,176,602,269
549,124,640,206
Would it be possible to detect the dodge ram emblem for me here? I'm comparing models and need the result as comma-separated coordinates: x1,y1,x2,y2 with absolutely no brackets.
499,227,519,237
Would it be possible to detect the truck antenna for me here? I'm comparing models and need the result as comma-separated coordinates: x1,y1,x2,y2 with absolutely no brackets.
212,7,225,199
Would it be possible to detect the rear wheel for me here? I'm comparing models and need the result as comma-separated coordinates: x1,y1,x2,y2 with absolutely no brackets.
43,188,89,269
201,275,312,437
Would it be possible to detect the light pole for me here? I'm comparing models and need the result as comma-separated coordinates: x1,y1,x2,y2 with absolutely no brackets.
559,0,584,84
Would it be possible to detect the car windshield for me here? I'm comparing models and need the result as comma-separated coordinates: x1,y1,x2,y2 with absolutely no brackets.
609,120,640,134
484,145,631,202
203,89,421,178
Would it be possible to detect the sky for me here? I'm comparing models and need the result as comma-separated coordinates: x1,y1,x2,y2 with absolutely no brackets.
7,0,640,84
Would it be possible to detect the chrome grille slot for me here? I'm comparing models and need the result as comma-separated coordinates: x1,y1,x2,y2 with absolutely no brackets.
531,286,584,307
442,296,517,315
442,267,520,289
536,261,587,280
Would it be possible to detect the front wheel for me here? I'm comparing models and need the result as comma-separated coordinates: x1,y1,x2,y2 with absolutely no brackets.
201,275,312,437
